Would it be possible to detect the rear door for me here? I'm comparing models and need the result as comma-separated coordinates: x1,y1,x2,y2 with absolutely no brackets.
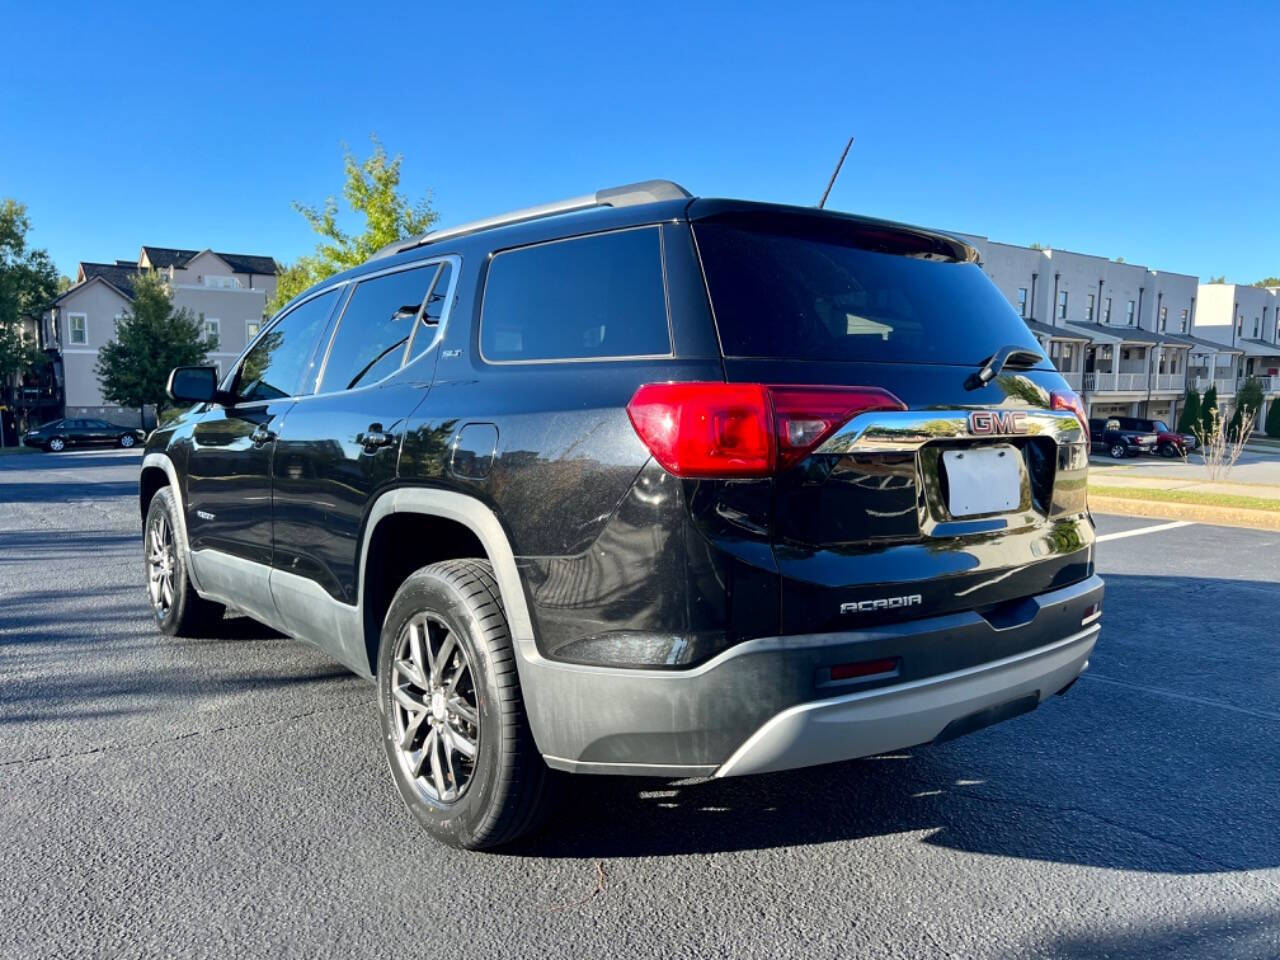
692,209,1093,637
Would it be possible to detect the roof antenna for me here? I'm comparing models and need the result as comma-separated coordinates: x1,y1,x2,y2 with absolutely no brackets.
817,135,854,209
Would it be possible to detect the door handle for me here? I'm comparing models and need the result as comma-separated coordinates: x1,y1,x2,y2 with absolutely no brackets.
361,429,394,452
250,426,275,446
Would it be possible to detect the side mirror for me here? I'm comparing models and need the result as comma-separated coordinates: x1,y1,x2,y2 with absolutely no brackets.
167,366,220,404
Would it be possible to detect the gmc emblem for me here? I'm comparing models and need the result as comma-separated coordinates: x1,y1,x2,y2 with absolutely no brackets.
969,411,1028,435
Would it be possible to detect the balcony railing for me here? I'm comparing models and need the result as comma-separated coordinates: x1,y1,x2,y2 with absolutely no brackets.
1059,370,1082,390
1153,373,1186,392
1193,376,1237,395
1257,376,1279,394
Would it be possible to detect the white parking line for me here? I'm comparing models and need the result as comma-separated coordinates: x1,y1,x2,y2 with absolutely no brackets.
1096,520,1194,543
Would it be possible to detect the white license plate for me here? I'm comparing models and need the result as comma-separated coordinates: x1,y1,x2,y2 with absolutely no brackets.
942,445,1022,517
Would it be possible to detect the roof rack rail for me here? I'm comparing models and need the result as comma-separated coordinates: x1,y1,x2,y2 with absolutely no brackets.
371,179,691,260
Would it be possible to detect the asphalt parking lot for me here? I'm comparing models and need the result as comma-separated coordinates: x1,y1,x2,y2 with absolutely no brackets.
2,449,1278,959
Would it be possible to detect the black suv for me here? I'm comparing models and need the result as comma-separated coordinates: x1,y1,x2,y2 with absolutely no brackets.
140,181,1103,849
1088,417,1158,459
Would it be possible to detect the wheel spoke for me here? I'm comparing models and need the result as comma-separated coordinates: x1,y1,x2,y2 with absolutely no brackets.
432,632,457,686
407,621,430,679
446,724,477,759
412,727,437,778
161,577,173,606
395,657,427,690
428,727,448,799
441,729,459,791
447,696,478,727
398,706,429,750
391,683,424,713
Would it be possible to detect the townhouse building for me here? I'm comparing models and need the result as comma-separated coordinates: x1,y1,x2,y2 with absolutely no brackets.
958,232,1278,427
42,247,277,425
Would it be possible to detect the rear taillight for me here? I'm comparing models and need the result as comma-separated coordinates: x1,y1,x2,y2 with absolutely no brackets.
1050,389,1089,437
626,382,905,478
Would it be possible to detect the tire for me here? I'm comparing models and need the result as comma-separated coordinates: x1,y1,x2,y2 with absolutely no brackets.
47,436,65,452
1109,442,1128,459
377,559,557,850
1159,443,1178,458
143,486,225,636
119,434,136,448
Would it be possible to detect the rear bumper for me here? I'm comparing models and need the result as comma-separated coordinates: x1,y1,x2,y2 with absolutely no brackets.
522,574,1104,777
714,625,1095,777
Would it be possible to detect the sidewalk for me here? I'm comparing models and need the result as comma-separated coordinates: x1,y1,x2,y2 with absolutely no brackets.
1089,473,1280,502
1088,461,1280,529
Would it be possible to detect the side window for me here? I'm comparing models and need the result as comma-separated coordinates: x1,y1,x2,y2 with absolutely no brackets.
234,290,338,402
481,227,670,362
407,261,454,364
318,266,437,393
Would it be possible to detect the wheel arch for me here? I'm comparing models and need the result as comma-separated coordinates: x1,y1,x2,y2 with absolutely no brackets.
357,488,537,678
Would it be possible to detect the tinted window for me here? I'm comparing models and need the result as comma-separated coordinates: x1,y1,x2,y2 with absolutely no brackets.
407,262,454,364
694,217,1045,366
319,266,436,393
481,227,669,362
235,290,338,402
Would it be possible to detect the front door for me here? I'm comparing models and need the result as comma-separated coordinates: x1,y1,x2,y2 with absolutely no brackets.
269,260,452,670
185,288,341,574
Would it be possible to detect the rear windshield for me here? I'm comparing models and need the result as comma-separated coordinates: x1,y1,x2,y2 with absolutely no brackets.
694,217,1045,366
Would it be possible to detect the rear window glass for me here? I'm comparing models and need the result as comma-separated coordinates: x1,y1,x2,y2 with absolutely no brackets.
481,227,670,362
694,218,1045,366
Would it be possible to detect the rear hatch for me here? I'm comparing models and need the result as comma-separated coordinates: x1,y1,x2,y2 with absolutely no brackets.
690,203,1094,636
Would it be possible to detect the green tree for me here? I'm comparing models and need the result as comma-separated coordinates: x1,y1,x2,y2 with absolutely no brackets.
270,136,438,312
0,199,60,384
1252,277,1280,288
1207,275,1227,284
1265,398,1280,438
95,272,217,423
1199,383,1218,440
1177,387,1201,434
1230,375,1264,441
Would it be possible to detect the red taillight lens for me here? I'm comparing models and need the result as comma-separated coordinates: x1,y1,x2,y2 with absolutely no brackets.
770,386,906,471
1050,389,1089,437
626,382,906,478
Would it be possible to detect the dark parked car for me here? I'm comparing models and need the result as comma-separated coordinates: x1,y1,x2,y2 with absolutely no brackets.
1089,417,1158,459
139,180,1103,849
24,418,146,452
1113,416,1196,457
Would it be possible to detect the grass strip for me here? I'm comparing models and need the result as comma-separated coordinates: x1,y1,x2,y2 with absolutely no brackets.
1089,484,1280,513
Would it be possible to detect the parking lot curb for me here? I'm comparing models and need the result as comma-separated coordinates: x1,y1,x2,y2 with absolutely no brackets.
1089,495,1280,531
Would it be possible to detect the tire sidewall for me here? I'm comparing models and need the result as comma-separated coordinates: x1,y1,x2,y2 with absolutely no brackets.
376,570,510,848
1110,443,1127,459
48,437,65,452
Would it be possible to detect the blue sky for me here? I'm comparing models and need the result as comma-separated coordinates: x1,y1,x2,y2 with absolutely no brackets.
2,1,1277,283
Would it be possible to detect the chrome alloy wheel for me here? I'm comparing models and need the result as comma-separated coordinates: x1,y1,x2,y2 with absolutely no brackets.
146,511,176,617
390,613,480,804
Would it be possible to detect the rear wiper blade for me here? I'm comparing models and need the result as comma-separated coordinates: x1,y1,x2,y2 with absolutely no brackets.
965,344,1044,391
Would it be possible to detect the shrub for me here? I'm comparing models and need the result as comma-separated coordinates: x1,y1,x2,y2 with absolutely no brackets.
1177,388,1201,434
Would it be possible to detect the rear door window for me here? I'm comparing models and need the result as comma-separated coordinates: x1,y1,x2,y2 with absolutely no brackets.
694,214,1046,367
481,227,670,362
318,265,437,393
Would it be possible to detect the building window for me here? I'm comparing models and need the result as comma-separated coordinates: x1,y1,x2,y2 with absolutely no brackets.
203,275,243,289
1057,290,1068,319
1237,314,1243,335
1160,305,1168,331
1104,297,1112,323
1125,300,1135,325
68,313,87,345
1085,293,1095,322
202,316,220,342
1180,308,1188,332
1254,318,1260,337
247,320,260,341
1016,287,1027,317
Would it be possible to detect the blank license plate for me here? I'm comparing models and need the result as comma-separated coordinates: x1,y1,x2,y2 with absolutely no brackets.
942,446,1022,517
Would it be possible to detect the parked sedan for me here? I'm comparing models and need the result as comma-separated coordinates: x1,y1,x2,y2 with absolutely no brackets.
1089,417,1158,459
23,418,146,452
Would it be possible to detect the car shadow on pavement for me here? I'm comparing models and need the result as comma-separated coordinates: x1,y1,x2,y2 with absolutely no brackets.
1012,909,1280,960
511,571,1280,876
